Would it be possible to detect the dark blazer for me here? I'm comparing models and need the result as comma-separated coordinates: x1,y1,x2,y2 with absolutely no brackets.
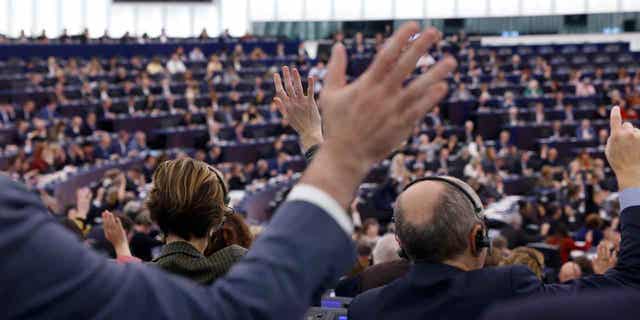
335,259,411,297
482,289,640,320
0,176,356,319
152,241,246,285
349,205,640,320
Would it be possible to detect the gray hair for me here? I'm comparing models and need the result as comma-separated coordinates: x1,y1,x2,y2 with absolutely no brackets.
396,182,481,262
372,233,401,265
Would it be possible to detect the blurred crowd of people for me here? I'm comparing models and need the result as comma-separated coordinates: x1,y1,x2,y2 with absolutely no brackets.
0,29,634,290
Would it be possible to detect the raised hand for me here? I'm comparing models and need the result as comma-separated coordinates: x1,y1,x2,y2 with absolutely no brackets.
593,240,617,275
606,106,640,189
102,210,132,257
75,187,92,219
301,23,456,208
321,24,454,167
273,66,323,152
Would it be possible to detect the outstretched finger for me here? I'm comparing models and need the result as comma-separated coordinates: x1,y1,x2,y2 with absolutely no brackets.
597,242,606,259
282,66,297,98
325,43,348,91
610,106,622,134
292,68,305,97
307,76,316,101
273,72,287,100
116,217,124,232
273,97,288,119
366,22,420,82
404,81,449,122
389,27,440,85
402,56,457,105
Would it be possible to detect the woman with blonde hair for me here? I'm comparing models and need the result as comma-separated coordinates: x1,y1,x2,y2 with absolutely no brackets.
500,247,545,280
104,158,247,284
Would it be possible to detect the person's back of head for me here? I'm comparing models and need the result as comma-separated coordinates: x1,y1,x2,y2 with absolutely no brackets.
147,158,230,246
500,247,545,280
372,233,401,265
395,176,488,270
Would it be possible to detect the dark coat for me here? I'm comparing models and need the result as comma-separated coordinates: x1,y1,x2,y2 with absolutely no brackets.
152,241,247,285
349,205,640,320
0,174,356,319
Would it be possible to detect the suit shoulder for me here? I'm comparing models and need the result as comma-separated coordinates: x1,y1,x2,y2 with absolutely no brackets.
349,286,384,317
0,175,44,211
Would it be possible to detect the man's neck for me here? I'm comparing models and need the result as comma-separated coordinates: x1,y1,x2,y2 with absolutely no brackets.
165,234,208,254
442,257,480,272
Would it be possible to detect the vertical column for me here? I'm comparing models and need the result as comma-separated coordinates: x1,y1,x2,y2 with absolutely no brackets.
81,0,87,32
246,0,251,33
57,0,63,34
453,0,459,17
216,0,223,34
133,5,139,36
31,0,37,35
162,4,168,32
190,5,196,36
330,0,335,21
106,0,112,34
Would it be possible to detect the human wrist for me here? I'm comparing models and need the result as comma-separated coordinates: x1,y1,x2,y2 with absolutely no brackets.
299,129,324,153
114,243,132,257
615,170,640,190
300,142,372,209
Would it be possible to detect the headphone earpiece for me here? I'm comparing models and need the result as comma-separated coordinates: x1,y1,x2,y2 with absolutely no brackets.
474,224,491,254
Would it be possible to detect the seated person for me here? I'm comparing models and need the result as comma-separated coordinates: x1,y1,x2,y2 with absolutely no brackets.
104,158,247,284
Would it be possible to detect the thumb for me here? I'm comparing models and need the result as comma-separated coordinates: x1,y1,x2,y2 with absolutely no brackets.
610,106,622,134
324,43,347,91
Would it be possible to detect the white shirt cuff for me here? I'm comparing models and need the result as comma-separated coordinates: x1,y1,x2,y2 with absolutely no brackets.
619,188,640,212
286,184,354,236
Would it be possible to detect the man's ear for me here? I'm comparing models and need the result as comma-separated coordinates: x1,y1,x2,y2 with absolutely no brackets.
468,224,484,256
395,234,402,247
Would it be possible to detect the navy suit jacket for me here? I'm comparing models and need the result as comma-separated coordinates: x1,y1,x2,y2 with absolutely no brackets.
481,289,640,320
349,205,640,320
0,176,355,319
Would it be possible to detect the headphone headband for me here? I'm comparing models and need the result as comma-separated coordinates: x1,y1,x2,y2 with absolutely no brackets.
207,165,230,206
402,176,484,219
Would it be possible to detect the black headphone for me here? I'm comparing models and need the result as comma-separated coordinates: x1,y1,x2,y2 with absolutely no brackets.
207,165,233,233
399,176,491,257
209,165,230,206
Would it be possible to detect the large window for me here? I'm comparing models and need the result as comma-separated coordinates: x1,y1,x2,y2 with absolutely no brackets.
110,4,136,37
86,0,109,37
166,4,191,37
34,0,58,36
136,5,163,37
250,0,275,21
12,0,33,36
193,4,219,36
61,0,84,34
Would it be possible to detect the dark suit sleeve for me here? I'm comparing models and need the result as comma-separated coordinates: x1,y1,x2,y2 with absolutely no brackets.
510,205,640,296
0,177,355,319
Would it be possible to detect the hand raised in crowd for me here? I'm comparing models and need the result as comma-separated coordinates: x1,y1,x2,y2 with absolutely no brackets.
301,23,457,208
273,66,323,152
102,210,132,257
75,187,92,219
606,106,640,190
593,240,618,275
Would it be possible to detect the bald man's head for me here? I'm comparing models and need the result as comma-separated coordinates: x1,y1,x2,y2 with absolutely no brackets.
395,179,482,263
